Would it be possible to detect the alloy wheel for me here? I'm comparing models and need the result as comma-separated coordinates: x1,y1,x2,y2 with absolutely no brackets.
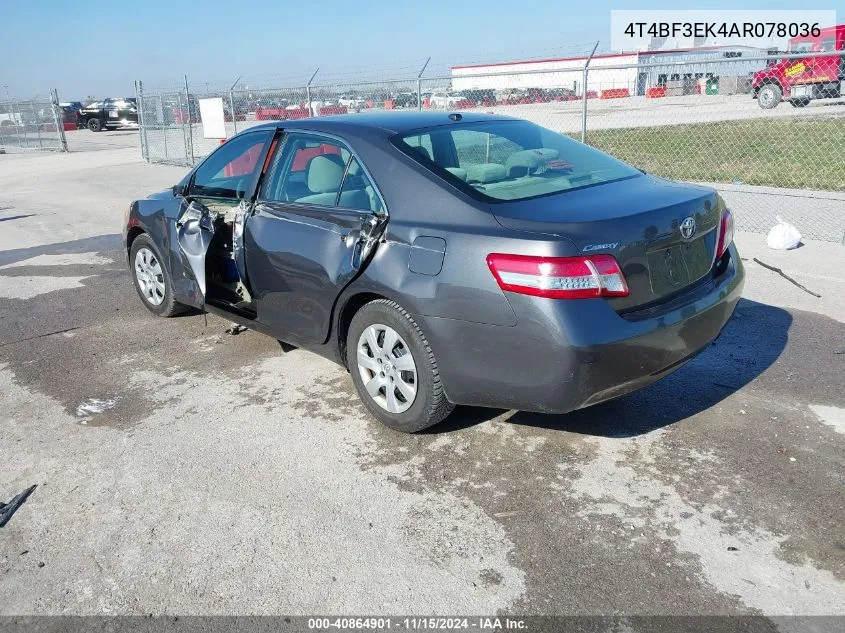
356,323,418,414
134,247,165,306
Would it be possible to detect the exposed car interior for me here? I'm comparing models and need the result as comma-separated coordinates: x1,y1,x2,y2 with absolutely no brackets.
181,130,385,318
397,120,641,201
262,135,383,213
181,132,271,316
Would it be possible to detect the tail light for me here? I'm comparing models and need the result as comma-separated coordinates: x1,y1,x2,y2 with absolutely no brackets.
487,253,628,299
716,209,734,258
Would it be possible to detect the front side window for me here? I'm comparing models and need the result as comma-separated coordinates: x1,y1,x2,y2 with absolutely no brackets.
393,120,640,202
262,133,383,213
190,131,272,199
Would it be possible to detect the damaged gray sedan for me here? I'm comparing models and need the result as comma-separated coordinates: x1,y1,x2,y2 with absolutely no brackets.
124,112,743,432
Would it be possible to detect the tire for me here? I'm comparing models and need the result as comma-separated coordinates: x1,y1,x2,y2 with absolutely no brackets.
129,234,184,317
87,117,102,132
790,98,810,108
347,299,454,433
757,84,782,109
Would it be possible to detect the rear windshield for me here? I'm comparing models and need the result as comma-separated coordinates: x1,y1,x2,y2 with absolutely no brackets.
393,119,641,202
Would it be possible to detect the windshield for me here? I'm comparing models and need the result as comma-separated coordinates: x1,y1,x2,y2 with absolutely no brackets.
788,40,814,52
393,119,641,202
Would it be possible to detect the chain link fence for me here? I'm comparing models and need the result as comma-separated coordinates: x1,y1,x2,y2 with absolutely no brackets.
0,89,68,154
137,51,845,243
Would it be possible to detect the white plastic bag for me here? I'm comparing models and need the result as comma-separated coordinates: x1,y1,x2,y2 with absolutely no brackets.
767,216,801,250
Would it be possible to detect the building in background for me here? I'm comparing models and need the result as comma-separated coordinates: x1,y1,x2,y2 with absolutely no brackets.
451,46,772,96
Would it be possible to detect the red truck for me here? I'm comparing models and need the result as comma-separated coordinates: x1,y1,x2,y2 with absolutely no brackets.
752,24,844,109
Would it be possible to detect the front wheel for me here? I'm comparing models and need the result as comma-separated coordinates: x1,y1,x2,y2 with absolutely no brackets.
87,117,102,132
347,299,454,433
757,84,782,109
129,234,185,317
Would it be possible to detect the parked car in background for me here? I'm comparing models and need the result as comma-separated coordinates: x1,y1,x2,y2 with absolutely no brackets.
496,88,530,104
123,112,742,433
338,94,366,109
0,106,24,127
60,105,80,128
392,92,419,108
457,88,496,104
545,86,578,100
60,101,85,113
78,97,138,131
429,92,462,108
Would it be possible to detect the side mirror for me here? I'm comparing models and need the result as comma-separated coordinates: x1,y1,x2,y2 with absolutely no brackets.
173,183,188,197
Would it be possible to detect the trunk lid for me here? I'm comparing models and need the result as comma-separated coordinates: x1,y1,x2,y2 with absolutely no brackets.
491,174,721,311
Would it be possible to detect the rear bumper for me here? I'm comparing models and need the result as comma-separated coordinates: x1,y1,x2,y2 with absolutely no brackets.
419,245,744,414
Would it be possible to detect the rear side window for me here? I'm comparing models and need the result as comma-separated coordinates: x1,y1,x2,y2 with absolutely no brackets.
393,120,640,202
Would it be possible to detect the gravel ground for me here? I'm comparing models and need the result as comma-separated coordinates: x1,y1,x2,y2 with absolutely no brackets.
0,148,843,622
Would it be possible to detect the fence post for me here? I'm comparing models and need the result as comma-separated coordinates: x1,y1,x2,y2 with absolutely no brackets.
581,41,599,144
184,75,194,165
177,91,188,165
159,94,167,159
229,75,241,136
30,101,43,150
136,81,149,162
50,89,68,153
306,68,319,117
417,56,431,111
11,95,23,148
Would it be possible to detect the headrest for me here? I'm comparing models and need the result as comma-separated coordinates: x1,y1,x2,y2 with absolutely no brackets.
505,148,560,177
445,167,468,181
306,155,344,193
466,163,507,184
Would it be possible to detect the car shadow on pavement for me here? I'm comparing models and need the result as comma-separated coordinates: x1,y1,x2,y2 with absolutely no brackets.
434,298,792,437
0,233,121,267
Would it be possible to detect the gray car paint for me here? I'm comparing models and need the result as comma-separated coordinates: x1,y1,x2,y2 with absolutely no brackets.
175,201,215,301
124,112,744,415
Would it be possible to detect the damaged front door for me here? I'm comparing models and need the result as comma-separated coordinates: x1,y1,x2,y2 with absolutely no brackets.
244,132,388,345
176,200,215,301
175,129,275,308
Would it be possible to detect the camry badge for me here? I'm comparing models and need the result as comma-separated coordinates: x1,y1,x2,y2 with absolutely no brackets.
582,242,619,252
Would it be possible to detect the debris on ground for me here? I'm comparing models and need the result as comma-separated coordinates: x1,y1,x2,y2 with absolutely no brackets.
225,323,248,335
766,216,802,250
752,258,821,298
0,485,37,528
75,397,118,418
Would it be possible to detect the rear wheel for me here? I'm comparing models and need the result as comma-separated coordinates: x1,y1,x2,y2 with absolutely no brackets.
758,84,782,109
790,98,810,108
347,299,454,433
87,117,102,132
130,234,184,317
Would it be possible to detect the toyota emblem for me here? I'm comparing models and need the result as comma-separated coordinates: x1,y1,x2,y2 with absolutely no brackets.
680,216,697,240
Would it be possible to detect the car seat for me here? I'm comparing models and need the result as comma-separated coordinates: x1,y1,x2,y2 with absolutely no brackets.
297,155,370,210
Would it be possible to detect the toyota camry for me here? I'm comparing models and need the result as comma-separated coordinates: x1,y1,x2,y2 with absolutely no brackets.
123,112,744,432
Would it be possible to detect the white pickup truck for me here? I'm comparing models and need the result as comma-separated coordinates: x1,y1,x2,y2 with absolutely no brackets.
0,111,23,127
428,92,463,109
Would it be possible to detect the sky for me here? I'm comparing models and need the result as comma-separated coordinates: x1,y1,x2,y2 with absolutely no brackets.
1,0,841,100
